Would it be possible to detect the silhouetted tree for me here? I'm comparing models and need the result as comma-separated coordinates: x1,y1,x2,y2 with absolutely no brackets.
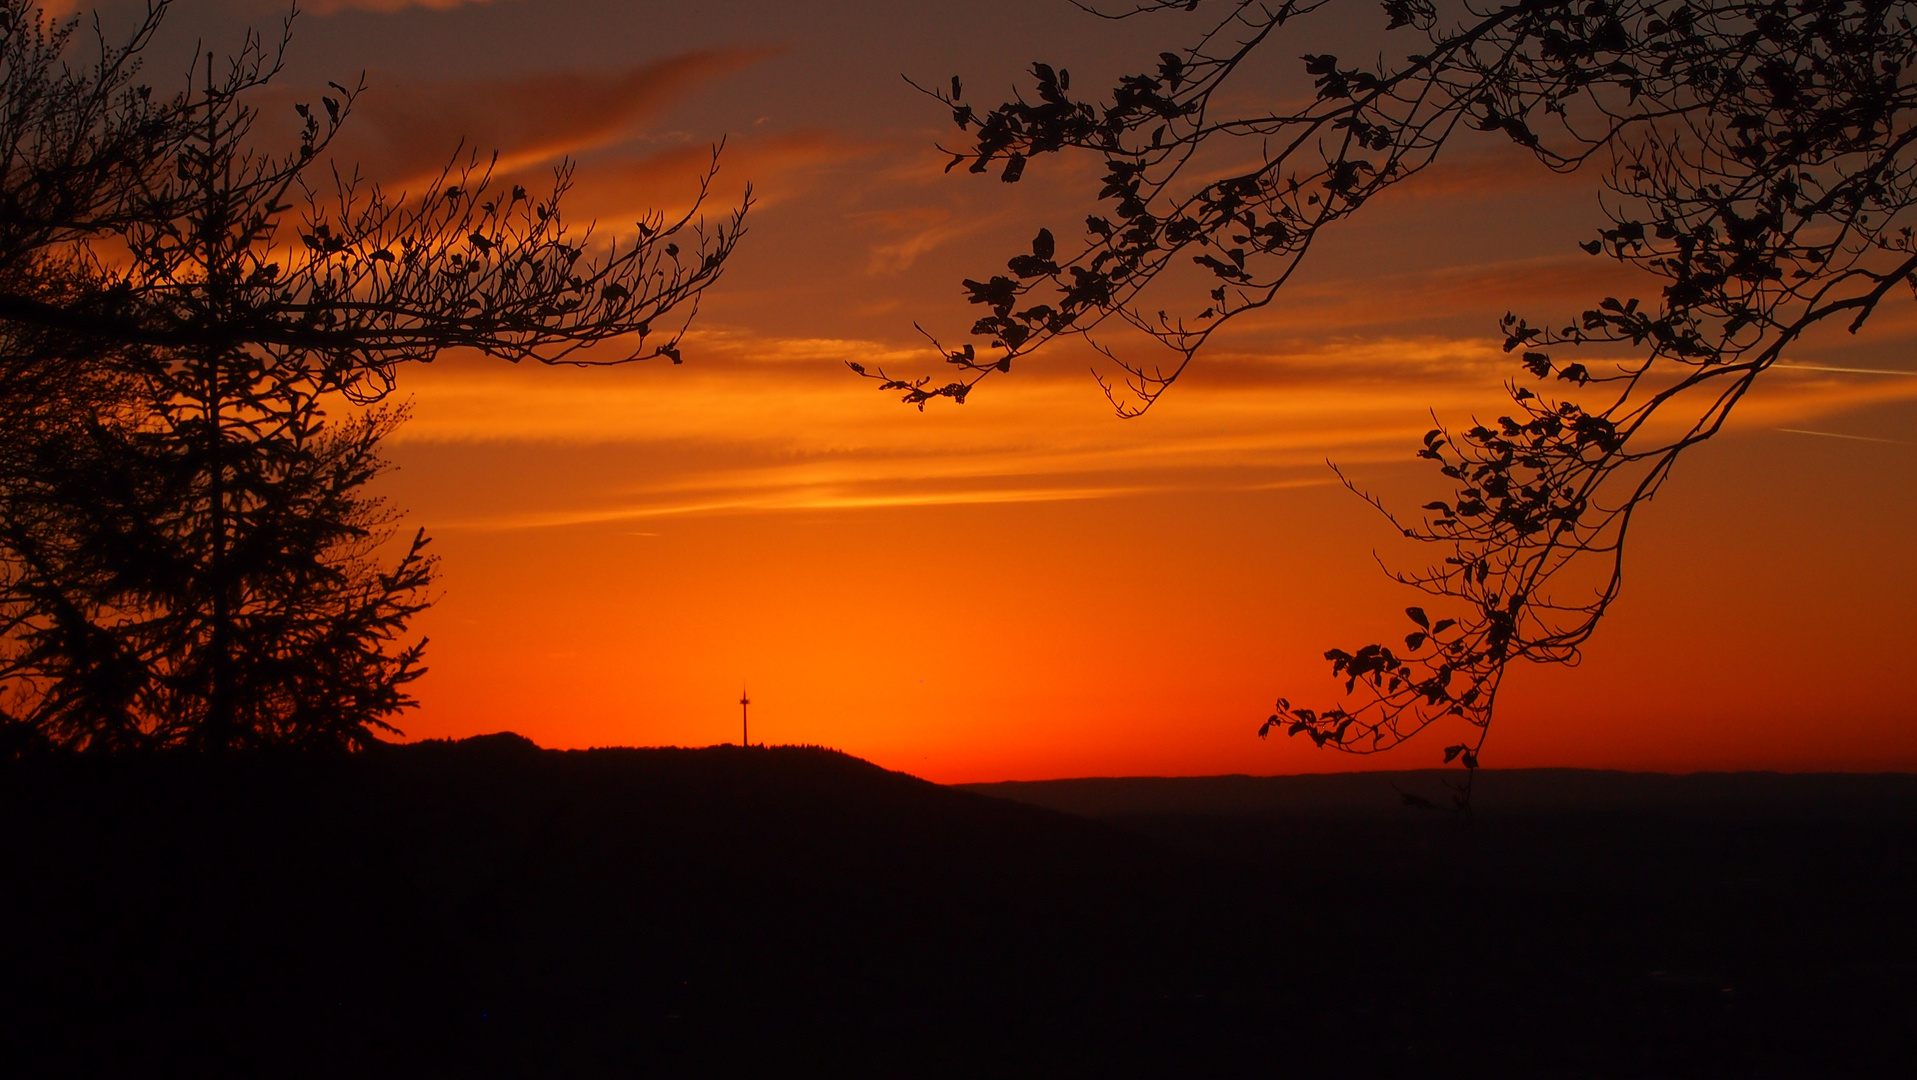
0,1,746,750
0,1,201,274
874,0,1917,796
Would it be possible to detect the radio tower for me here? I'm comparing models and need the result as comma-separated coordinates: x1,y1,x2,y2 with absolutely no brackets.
739,683,751,748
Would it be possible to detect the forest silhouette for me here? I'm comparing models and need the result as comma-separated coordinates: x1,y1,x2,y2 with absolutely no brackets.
1,1,1914,1076
4,738,1915,1076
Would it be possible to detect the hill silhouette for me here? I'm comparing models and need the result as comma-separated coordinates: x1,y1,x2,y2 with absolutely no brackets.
2,738,1912,1077
959,767,1917,819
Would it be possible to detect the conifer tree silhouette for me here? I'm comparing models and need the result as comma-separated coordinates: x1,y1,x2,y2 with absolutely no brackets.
0,1,746,750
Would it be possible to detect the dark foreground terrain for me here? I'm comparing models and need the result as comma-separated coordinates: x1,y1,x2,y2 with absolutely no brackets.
2,738,1913,1078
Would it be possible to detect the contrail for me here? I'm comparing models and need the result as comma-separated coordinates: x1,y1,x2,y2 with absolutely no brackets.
1771,362,1917,376
1774,428,1910,445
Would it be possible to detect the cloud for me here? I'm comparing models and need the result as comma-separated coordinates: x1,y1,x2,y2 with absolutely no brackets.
539,131,854,224
1373,142,1593,205
385,329,1512,528
856,204,1002,276
382,316,1917,530
68,0,505,13
1773,428,1911,445
321,49,778,189
296,0,504,13
1151,253,1648,362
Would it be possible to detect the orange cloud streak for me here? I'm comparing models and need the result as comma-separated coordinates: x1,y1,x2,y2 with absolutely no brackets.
152,0,1909,781
328,50,779,190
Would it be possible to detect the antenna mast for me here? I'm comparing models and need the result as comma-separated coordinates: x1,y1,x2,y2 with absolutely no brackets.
739,683,751,748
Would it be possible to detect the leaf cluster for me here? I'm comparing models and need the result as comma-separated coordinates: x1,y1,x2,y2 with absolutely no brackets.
896,0,1917,785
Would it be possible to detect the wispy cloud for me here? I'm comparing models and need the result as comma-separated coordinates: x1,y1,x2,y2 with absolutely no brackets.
545,131,854,223
1370,141,1593,205
297,0,506,14
857,204,1000,276
1247,254,1645,337
1772,362,1917,377
1774,428,1911,445
385,319,1917,529
389,331,1521,528
450,482,1165,531
330,50,778,189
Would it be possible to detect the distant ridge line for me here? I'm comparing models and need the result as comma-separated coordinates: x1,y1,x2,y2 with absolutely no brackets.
954,768,1917,819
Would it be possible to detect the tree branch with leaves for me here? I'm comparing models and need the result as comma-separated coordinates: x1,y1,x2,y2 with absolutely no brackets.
0,0,748,751
881,0,1917,801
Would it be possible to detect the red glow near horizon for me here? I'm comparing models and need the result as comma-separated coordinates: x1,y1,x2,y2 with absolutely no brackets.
128,0,1915,781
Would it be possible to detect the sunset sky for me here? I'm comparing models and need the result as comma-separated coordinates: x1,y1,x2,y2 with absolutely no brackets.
108,0,1917,781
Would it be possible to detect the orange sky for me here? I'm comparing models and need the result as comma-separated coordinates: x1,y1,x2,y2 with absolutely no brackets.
119,0,1917,780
